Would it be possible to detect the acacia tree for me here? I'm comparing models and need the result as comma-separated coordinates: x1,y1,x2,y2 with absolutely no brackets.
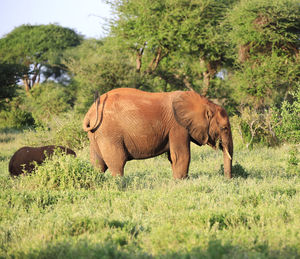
106,0,236,94
0,24,82,93
64,37,142,112
226,0,300,107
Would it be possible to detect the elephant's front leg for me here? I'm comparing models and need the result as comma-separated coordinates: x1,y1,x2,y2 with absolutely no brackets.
169,127,190,179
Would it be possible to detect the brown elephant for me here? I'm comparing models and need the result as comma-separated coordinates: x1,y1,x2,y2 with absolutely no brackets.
83,88,233,179
9,145,76,176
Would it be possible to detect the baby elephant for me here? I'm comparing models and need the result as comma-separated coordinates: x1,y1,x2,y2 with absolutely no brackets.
9,145,76,176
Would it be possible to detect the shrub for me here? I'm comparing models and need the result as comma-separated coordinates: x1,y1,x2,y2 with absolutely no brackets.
23,111,88,150
0,97,34,129
232,88,300,148
24,82,73,126
231,107,278,148
273,89,300,143
20,151,103,190
286,146,299,176
52,113,88,150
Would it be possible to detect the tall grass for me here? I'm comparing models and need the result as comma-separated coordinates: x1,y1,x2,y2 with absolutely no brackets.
0,129,299,258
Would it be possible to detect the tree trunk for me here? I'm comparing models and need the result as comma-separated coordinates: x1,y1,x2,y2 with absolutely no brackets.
147,47,165,74
23,75,31,94
183,76,195,91
200,58,218,96
202,71,210,96
31,63,41,88
136,47,144,73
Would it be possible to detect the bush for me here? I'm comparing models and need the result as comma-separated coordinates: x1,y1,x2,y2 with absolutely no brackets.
19,151,103,190
0,97,34,129
51,112,88,149
232,88,299,148
286,146,299,176
231,107,278,148
25,82,73,126
274,89,300,143
230,54,299,108
23,112,88,150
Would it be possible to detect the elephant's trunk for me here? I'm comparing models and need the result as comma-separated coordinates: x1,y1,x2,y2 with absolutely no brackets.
222,135,233,179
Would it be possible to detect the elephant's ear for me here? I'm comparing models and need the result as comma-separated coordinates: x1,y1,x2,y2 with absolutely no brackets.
172,91,214,145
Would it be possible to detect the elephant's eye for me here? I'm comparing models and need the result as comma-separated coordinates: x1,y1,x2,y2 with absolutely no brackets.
221,126,228,131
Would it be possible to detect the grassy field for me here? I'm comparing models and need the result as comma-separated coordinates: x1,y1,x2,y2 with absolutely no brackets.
0,128,299,258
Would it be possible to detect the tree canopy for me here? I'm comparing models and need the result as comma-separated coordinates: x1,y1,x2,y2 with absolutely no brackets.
226,0,299,106
107,0,237,94
0,0,299,144
0,24,82,93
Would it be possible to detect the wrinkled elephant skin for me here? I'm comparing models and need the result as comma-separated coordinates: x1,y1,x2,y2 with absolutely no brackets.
83,88,233,179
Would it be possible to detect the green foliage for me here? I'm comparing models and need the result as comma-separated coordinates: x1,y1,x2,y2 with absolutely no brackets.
107,0,237,94
0,24,82,64
230,87,299,148
0,24,82,91
110,0,235,56
231,107,278,148
0,97,34,129
273,89,300,143
286,146,299,176
227,0,300,49
52,114,88,150
24,82,73,126
18,153,103,190
231,53,299,106
0,63,26,106
64,38,149,113
23,112,88,150
226,0,300,107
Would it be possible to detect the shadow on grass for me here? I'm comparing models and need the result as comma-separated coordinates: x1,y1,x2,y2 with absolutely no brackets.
0,135,15,143
0,127,23,134
0,154,10,162
10,238,299,259
218,162,250,179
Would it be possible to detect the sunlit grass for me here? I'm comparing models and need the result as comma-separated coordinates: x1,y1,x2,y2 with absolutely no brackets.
0,130,299,258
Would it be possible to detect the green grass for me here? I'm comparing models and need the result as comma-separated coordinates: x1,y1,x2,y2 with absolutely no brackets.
0,129,299,258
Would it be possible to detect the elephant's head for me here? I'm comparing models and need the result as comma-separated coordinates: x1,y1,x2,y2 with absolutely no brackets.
172,91,233,178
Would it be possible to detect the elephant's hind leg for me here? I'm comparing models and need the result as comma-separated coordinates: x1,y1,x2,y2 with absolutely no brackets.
90,144,108,173
100,141,127,177
94,155,108,173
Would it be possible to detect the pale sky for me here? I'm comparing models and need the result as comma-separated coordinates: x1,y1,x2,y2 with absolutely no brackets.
0,0,112,38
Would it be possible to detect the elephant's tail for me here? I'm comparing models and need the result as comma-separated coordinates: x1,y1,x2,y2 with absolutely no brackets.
83,93,107,132
83,113,95,132
83,97,99,132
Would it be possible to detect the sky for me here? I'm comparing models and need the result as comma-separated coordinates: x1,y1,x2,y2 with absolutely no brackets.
0,0,112,38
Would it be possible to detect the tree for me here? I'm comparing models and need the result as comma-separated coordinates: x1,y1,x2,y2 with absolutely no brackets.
226,0,300,107
0,24,82,93
64,37,143,112
0,63,26,108
106,0,236,94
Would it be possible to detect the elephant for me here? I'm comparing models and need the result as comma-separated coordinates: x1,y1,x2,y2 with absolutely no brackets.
9,145,76,176
83,88,233,179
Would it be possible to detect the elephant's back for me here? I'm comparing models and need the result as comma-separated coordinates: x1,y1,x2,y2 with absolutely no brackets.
9,146,32,176
103,88,172,117
104,87,170,99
